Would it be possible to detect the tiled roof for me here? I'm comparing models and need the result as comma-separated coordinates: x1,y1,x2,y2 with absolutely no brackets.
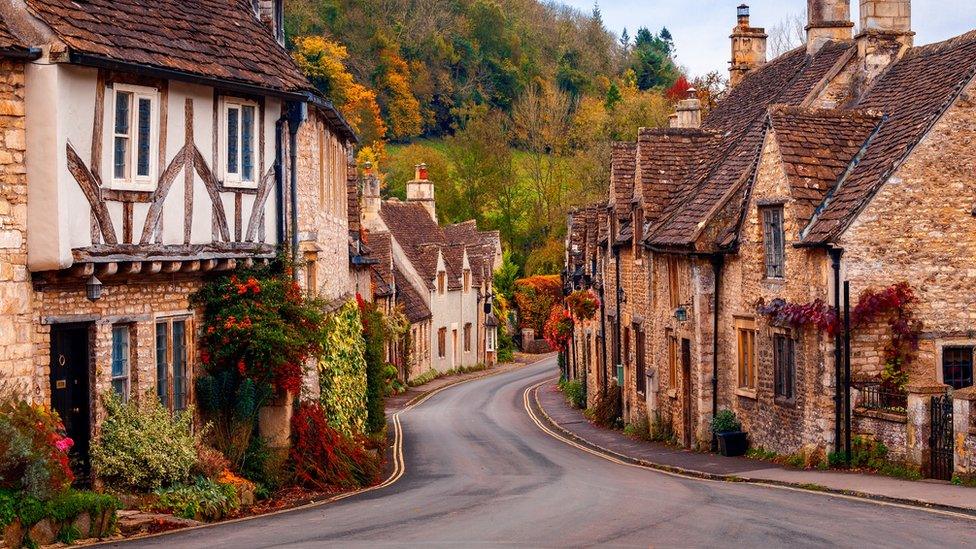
0,17,29,54
647,43,856,248
635,128,720,224
367,231,393,298
769,106,882,227
23,0,310,92
394,266,432,323
348,164,361,238
802,31,976,243
610,142,637,221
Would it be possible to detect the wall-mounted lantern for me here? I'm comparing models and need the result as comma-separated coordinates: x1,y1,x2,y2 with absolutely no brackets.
86,275,103,301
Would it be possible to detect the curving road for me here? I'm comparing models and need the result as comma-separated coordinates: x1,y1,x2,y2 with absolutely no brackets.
119,357,976,548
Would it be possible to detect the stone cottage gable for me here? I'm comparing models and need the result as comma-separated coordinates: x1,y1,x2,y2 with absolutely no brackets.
20,0,309,93
647,42,856,249
367,231,393,299
768,106,883,227
393,265,431,323
634,128,720,226
802,30,976,244
609,142,637,225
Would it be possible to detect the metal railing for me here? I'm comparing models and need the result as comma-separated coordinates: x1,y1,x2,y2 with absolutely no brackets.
856,383,907,413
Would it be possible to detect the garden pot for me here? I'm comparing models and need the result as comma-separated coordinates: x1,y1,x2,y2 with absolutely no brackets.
716,431,748,457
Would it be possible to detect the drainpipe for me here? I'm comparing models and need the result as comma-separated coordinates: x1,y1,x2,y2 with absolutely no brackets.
598,263,609,395
844,280,852,465
274,118,286,246
711,253,724,451
829,248,844,455
614,246,622,385
286,102,307,280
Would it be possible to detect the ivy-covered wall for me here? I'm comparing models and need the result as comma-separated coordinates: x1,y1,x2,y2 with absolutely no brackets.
318,301,368,436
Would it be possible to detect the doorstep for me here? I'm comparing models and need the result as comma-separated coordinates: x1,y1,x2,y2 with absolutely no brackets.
533,379,976,514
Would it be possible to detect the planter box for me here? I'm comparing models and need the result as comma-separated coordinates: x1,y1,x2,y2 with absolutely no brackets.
716,431,748,457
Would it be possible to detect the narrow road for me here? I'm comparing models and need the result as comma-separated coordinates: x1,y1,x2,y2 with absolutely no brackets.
120,357,976,548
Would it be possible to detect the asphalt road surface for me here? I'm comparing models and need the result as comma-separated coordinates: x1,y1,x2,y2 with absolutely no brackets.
117,357,976,548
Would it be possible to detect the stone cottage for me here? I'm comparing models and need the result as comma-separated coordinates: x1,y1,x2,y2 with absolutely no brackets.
569,0,976,479
0,0,357,473
362,164,501,380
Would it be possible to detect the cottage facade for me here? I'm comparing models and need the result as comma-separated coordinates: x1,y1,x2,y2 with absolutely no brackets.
568,0,976,478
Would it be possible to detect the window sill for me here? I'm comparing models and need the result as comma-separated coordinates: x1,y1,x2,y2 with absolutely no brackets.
104,180,156,193
735,388,758,400
221,180,260,191
774,396,796,408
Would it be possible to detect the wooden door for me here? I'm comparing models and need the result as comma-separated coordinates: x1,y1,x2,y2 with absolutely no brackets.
50,324,92,480
681,338,692,448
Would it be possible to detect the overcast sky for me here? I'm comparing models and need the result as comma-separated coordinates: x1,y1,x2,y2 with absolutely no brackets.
559,0,976,77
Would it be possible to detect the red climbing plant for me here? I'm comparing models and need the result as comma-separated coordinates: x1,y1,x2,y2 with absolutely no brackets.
543,305,575,352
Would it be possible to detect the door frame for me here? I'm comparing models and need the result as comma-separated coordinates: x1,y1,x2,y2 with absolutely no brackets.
48,322,94,480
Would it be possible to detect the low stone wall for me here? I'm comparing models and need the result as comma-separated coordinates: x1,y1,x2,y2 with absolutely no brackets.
953,387,976,477
853,408,908,462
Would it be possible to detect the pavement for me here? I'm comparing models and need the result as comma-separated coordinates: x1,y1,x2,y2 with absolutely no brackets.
534,375,976,514
113,356,976,548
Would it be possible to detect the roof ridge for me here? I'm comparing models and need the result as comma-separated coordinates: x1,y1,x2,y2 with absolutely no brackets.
768,104,885,120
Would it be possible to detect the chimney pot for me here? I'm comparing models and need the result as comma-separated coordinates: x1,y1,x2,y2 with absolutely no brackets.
416,163,429,181
806,0,854,54
729,5,767,87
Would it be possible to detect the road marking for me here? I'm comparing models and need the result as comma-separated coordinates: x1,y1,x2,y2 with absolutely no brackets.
523,377,976,522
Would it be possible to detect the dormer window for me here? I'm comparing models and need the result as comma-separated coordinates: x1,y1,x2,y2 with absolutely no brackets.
463,269,471,293
762,206,786,278
110,84,158,189
437,271,447,295
221,98,258,188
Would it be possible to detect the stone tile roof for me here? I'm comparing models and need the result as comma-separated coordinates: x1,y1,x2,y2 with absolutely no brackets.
367,231,393,298
647,43,856,248
0,17,29,54
23,0,310,92
394,266,432,323
802,31,976,244
769,106,883,227
610,142,637,221
635,128,721,224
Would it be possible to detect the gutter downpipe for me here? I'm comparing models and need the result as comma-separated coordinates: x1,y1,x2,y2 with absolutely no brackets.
274,117,286,247
286,102,307,280
614,246,622,387
829,247,844,455
711,253,724,451
844,280,853,465
598,258,609,395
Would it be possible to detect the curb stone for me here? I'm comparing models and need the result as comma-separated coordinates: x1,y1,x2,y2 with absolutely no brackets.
529,379,976,519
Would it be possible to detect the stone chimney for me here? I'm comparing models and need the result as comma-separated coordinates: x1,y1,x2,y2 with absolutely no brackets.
807,0,854,54
362,162,381,223
255,0,285,46
406,163,436,221
856,0,914,89
729,5,768,87
670,88,702,129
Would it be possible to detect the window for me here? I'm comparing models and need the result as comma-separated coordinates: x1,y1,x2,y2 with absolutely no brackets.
318,129,330,207
222,98,258,187
486,327,496,352
736,318,757,392
463,269,471,293
635,329,646,394
623,327,631,366
762,206,785,278
111,85,157,188
464,323,472,353
667,256,680,309
773,332,795,400
304,253,317,296
156,317,190,411
667,330,678,389
437,271,447,295
111,325,130,401
438,328,447,358
943,347,974,390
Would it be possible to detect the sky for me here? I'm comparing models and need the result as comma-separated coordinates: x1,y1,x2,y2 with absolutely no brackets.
559,0,976,77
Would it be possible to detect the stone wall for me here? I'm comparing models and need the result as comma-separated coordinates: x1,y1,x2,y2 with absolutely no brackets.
853,410,908,462
33,276,202,429
840,76,976,386
0,60,32,400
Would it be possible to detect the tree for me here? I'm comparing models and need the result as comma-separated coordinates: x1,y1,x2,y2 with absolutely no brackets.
373,38,423,140
768,11,807,58
630,27,679,91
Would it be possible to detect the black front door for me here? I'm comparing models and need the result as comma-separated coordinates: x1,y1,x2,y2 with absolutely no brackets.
49,324,92,480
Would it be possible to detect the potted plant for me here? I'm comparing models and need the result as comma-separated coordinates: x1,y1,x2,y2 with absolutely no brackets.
712,410,748,457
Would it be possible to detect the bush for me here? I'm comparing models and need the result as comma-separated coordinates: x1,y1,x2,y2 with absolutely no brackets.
711,410,741,434
154,477,238,521
585,384,621,428
192,443,230,480
558,379,586,409
196,371,271,470
0,398,74,500
319,300,369,436
91,392,196,492
290,403,381,492
359,296,389,435
0,488,120,533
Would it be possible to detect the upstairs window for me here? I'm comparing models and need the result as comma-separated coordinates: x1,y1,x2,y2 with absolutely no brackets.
463,269,471,293
222,98,258,187
111,85,157,189
437,271,447,295
667,256,680,309
762,206,786,279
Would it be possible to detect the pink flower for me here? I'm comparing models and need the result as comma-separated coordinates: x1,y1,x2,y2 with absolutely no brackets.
55,437,74,452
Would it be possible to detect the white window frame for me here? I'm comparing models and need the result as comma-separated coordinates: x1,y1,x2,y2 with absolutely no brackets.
108,84,159,190
220,97,260,189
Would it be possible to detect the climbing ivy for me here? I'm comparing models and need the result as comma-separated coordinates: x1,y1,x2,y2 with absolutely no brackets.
319,301,368,436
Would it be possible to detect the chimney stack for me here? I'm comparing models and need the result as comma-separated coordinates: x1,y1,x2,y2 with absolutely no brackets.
362,162,381,223
670,88,702,129
729,5,768,87
255,0,285,46
406,163,436,222
807,0,854,54
856,0,914,90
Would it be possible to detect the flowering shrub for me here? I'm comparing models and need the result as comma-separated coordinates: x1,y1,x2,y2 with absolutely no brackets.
91,392,196,492
543,305,574,352
358,294,398,435
566,289,600,321
319,300,368,436
0,398,74,500
290,403,381,492
193,265,329,395
513,275,562,333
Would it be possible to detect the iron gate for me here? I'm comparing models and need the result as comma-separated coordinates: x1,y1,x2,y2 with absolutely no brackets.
930,394,954,481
